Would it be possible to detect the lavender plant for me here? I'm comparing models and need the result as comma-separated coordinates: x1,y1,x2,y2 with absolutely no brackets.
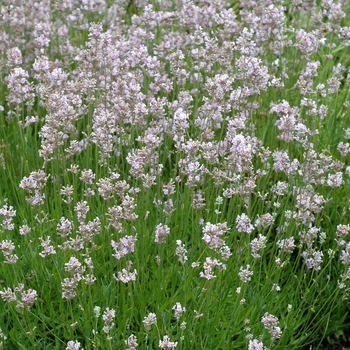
1,0,350,349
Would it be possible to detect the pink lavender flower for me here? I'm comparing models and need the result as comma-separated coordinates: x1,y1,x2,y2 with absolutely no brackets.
60,185,74,204
143,313,157,331
74,201,90,223
155,223,170,243
327,172,343,188
277,237,296,254
65,257,86,276
162,179,176,196
57,217,73,238
6,47,22,66
39,236,56,258
0,287,17,303
83,274,97,286
238,265,254,283
163,199,174,216
261,312,282,341
5,67,34,105
302,249,323,270
113,261,137,283
250,235,267,259
337,142,350,157
255,213,274,229
172,302,186,321
19,289,37,309
175,240,188,265
202,222,229,249
125,334,138,350
97,177,115,200
200,257,226,280
340,243,350,265
248,339,267,350
159,335,178,349
0,284,37,309
236,213,254,234
295,29,319,58
202,222,231,260
61,277,80,300
0,240,15,256
111,235,137,260
66,340,81,350
0,240,18,264
336,224,350,246
19,224,31,236
80,169,95,185
0,205,16,231
102,307,115,334
19,171,48,206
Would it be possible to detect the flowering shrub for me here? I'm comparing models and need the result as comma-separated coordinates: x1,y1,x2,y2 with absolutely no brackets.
0,0,350,349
